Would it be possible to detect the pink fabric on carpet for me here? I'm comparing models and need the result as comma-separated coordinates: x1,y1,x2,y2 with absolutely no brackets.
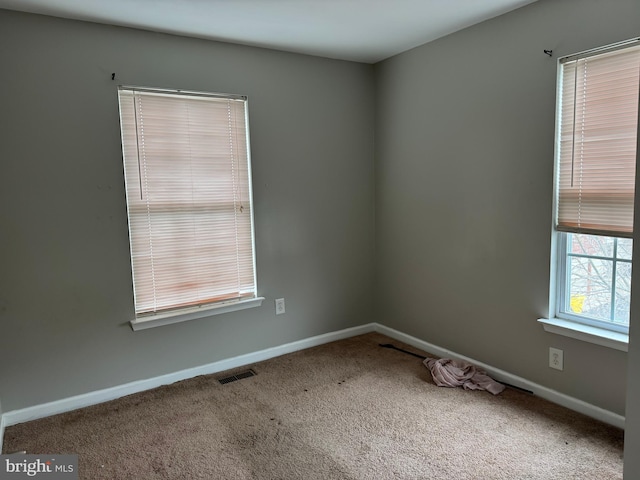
424,357,505,395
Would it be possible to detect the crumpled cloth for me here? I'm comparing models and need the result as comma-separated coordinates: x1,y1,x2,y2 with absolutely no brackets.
423,357,505,395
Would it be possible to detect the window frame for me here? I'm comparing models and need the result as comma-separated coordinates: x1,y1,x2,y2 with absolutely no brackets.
545,38,640,342
117,86,263,330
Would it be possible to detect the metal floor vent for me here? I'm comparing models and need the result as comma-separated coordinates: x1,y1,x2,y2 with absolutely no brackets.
218,369,256,385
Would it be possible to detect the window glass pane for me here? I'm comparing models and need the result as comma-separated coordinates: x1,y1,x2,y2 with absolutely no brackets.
569,233,613,257
568,257,613,321
614,262,632,325
617,238,633,260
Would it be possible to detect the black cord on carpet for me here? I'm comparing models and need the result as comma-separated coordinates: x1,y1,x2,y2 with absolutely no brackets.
379,343,427,359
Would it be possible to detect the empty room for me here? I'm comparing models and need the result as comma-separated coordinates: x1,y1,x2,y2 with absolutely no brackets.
1,0,640,478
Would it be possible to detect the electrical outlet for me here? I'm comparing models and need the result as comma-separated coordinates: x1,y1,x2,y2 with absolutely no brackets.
549,347,563,371
275,298,285,315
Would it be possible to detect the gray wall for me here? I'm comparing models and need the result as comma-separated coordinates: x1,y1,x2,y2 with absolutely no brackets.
374,0,639,417
0,10,375,411
623,48,640,478
626,231,640,473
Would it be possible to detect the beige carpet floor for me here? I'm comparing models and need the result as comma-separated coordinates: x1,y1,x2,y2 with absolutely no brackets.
2,332,624,479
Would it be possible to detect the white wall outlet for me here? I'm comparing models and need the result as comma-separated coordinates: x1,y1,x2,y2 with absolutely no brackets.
549,347,563,371
275,298,285,315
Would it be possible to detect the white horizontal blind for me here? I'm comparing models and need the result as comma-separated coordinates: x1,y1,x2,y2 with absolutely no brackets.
118,88,256,317
556,42,640,238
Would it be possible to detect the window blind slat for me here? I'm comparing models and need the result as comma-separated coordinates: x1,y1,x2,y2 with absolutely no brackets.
555,44,640,237
118,88,257,317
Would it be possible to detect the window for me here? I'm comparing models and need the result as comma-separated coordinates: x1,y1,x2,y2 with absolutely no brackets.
557,233,632,332
552,39,640,334
118,87,261,329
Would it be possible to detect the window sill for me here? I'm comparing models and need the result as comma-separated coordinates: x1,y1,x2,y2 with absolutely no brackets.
537,318,628,352
130,297,265,331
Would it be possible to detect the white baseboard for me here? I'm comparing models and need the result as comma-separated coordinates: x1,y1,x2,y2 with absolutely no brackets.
2,323,376,427
1,322,624,431
374,323,625,430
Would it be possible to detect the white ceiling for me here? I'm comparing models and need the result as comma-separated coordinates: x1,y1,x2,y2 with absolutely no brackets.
0,0,537,63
